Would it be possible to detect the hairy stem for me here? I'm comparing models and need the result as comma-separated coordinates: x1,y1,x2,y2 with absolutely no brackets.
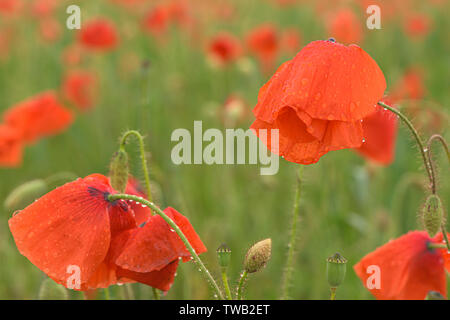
108,193,224,300
280,165,304,300
236,270,248,300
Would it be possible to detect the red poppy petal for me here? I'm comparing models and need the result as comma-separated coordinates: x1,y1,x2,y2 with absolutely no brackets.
8,176,111,288
115,207,206,273
354,231,447,300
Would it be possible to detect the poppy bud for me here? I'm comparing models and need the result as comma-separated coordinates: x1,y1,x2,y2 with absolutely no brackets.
244,238,272,273
422,194,444,237
326,252,347,288
109,148,129,193
4,179,48,211
425,291,445,300
217,243,231,269
38,278,69,300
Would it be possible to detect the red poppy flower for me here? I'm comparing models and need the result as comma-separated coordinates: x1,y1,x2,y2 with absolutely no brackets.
405,14,432,39
142,5,170,36
0,0,22,16
355,100,398,165
3,91,73,144
327,9,363,45
207,32,242,66
62,70,98,111
250,40,386,164
246,24,279,73
78,18,119,52
0,124,23,167
354,231,450,300
9,174,206,291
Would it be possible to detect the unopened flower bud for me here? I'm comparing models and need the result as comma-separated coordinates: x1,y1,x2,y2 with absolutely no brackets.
244,238,271,273
425,290,445,300
422,194,444,237
38,278,68,300
217,243,232,269
109,148,129,193
326,252,347,288
4,179,48,211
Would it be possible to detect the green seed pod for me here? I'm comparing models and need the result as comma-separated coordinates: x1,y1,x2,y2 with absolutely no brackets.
425,291,445,300
422,194,444,237
244,238,271,273
4,179,48,212
109,148,129,193
217,243,232,269
38,278,69,300
326,252,347,288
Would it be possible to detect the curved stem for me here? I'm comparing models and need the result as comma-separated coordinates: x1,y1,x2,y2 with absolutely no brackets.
119,130,153,203
221,269,232,300
236,270,248,300
108,193,224,300
280,165,304,300
378,102,434,191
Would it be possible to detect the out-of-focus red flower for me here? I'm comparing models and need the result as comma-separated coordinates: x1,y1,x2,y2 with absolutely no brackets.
38,18,61,43
354,231,449,300
390,68,426,102
207,32,242,66
280,28,302,55
143,5,170,36
250,40,386,164
3,91,73,144
0,124,23,167
405,14,432,38
78,18,119,52
355,99,398,165
246,24,279,73
31,0,58,18
166,0,192,28
327,9,363,44
62,44,83,66
9,174,207,291
0,0,22,16
62,70,98,111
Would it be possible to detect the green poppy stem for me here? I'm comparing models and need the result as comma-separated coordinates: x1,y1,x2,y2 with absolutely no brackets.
236,270,248,300
379,102,450,251
221,269,232,300
107,193,224,300
280,165,304,300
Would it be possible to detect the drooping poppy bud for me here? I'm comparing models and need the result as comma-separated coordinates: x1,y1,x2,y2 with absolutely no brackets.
217,243,232,269
4,179,48,211
422,194,444,237
38,278,69,300
244,238,272,273
326,252,347,288
109,148,129,193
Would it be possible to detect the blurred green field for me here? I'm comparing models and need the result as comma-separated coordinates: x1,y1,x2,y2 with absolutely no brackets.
0,0,449,299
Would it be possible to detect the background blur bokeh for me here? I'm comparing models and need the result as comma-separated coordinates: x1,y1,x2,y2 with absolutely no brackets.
0,0,449,299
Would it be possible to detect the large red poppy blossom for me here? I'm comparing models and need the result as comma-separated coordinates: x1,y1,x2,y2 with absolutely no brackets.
207,32,242,66
327,9,363,45
250,40,386,164
78,18,119,52
246,24,279,73
355,100,398,165
0,124,23,167
9,174,206,291
354,231,449,300
61,70,98,111
3,91,73,144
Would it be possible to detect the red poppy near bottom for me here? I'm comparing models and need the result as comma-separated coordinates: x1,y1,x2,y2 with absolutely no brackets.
354,231,449,300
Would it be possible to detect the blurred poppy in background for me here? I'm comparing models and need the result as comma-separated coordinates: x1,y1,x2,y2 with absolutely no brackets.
0,124,23,167
327,8,363,44
207,32,242,67
62,70,98,111
79,18,119,52
246,24,279,74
